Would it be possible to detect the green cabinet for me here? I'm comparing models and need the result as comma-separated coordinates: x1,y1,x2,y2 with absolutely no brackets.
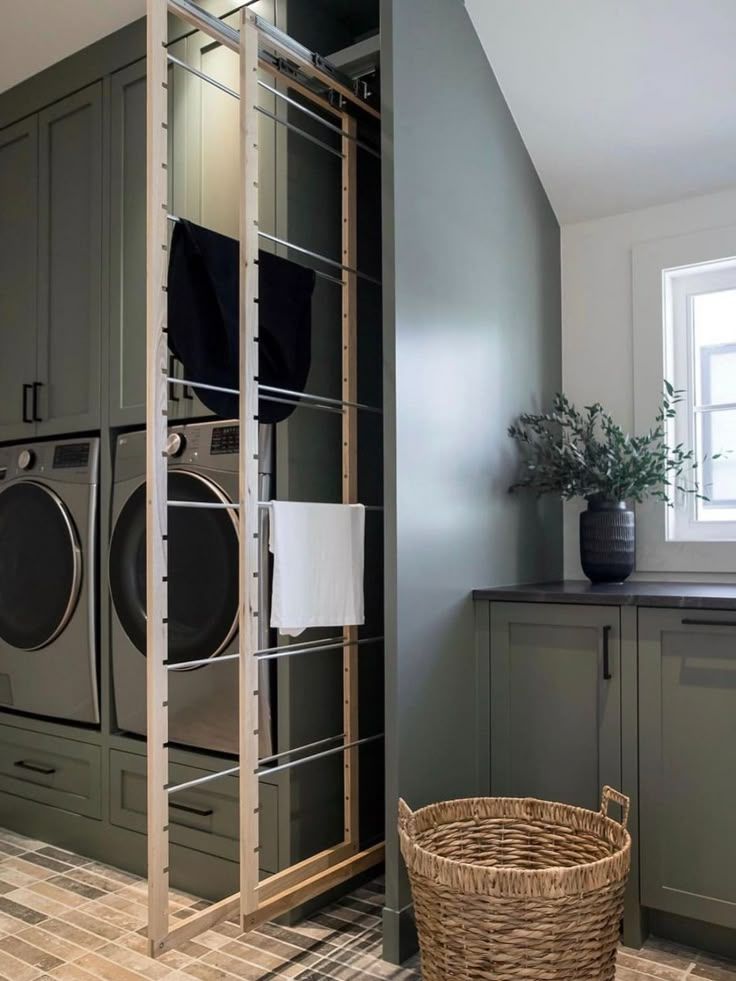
109,61,147,428
0,85,103,439
0,722,101,819
490,602,621,811
36,84,103,436
639,609,736,930
0,118,39,442
109,58,191,427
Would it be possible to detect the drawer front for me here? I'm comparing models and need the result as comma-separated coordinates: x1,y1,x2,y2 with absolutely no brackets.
110,750,279,873
0,724,101,818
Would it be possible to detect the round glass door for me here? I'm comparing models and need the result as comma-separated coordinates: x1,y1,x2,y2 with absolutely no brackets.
109,471,239,666
0,482,82,651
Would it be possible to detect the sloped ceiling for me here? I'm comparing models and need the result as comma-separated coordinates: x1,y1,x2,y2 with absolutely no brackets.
0,0,145,95
465,0,736,224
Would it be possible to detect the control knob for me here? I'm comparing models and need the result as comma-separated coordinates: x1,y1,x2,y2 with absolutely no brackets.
165,432,186,458
17,449,35,471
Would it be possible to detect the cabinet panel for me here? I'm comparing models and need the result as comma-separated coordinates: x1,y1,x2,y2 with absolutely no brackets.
0,118,38,442
109,61,147,427
639,609,736,928
109,750,278,872
0,723,101,818
107,47,210,428
490,603,621,811
36,84,103,435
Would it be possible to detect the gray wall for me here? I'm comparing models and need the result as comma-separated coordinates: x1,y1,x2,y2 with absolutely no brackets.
380,0,562,962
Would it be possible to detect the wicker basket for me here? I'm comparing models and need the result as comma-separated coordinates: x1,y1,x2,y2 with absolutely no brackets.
398,787,631,981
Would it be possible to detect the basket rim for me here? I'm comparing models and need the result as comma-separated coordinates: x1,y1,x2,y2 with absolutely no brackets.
398,795,632,899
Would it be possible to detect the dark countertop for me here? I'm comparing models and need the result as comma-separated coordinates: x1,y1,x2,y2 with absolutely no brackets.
472,581,736,610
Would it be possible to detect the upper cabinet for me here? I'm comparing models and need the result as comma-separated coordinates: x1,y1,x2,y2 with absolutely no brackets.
639,609,736,930
489,602,621,812
0,84,103,441
108,6,279,429
36,84,103,436
0,119,39,443
109,60,149,428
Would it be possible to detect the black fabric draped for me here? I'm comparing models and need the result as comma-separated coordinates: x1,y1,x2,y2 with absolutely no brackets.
168,219,316,423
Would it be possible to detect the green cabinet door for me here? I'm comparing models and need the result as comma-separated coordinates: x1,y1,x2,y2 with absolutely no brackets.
490,602,621,811
108,50,196,428
36,84,103,436
639,609,736,929
109,61,147,428
0,118,38,442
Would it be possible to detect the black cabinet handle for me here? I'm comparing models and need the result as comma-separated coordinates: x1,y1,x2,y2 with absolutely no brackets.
168,355,179,402
183,384,193,401
32,382,42,422
682,618,736,628
22,384,32,423
602,625,612,680
169,801,213,818
14,759,56,776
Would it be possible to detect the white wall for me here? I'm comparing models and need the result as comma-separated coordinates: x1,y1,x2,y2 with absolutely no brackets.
561,186,736,579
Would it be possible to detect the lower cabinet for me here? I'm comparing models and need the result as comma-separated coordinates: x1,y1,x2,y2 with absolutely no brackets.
109,750,279,875
639,609,736,930
490,603,621,811
0,723,101,818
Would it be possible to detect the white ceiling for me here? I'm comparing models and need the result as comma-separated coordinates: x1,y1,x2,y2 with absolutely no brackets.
0,0,145,95
465,0,736,225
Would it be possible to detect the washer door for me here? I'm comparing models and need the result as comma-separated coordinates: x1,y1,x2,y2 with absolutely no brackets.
0,481,82,651
109,471,239,666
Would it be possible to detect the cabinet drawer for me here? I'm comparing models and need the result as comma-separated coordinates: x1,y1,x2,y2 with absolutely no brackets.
109,750,279,873
0,724,101,818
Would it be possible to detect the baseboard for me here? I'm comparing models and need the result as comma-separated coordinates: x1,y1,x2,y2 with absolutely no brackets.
648,909,736,960
382,901,417,965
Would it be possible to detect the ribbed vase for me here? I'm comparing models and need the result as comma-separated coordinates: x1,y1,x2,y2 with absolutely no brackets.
580,498,635,584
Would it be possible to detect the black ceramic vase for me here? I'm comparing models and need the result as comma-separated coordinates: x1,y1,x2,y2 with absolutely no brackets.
579,497,635,584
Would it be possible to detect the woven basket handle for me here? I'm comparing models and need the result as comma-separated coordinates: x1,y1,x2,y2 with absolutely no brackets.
398,798,413,833
600,786,630,829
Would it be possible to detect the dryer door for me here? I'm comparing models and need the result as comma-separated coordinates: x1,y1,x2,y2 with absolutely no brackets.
109,471,239,666
0,482,82,650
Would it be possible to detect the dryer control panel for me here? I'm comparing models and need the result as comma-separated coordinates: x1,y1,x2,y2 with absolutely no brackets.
0,439,99,484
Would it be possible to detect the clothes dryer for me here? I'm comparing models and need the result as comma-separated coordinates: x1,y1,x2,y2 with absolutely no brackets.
0,438,99,723
109,420,273,756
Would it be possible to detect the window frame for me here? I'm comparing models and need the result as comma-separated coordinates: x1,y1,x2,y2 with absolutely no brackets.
632,224,736,574
664,262,736,544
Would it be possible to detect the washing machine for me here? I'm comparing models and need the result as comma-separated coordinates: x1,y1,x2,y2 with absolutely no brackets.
0,438,100,724
109,420,273,757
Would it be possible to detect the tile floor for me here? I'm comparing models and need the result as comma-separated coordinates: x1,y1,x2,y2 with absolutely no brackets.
0,827,734,980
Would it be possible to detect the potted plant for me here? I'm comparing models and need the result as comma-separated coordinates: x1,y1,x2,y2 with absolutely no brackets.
508,384,709,584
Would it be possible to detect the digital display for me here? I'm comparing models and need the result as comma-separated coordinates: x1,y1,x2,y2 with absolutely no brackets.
210,426,239,455
53,443,90,469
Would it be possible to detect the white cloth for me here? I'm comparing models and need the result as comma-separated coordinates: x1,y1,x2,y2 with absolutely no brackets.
269,502,365,637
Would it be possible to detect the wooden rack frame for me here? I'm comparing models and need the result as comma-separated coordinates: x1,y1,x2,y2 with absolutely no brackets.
146,0,383,958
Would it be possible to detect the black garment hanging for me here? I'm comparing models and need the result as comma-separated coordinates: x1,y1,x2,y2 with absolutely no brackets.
167,219,316,423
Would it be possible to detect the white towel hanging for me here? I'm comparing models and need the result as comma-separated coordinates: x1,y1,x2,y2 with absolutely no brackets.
269,502,365,637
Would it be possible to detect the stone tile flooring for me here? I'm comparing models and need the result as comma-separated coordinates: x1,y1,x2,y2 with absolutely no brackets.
0,827,734,980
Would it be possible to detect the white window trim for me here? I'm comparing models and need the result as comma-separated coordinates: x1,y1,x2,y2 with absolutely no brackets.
665,263,736,543
632,223,736,574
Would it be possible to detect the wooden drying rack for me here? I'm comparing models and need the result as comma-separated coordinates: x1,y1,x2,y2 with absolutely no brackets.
146,0,383,957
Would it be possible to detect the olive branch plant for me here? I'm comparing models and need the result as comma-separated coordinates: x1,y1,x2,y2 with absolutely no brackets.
508,382,717,505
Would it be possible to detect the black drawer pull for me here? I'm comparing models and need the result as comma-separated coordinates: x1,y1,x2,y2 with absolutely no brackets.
32,382,43,422
602,625,612,680
14,759,56,776
169,801,213,818
682,618,736,628
22,384,32,424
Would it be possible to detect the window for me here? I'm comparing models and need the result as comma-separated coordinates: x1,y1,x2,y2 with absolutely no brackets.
664,259,736,542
